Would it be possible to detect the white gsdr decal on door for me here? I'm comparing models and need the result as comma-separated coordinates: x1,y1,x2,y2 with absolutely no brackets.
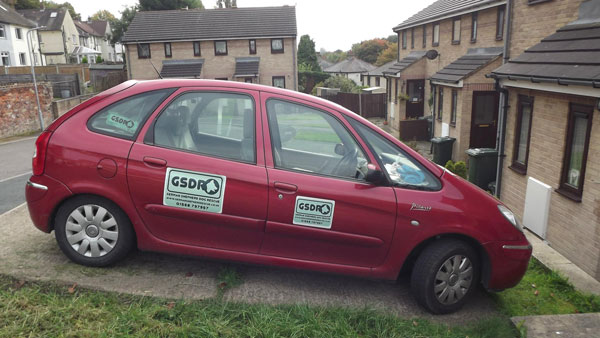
293,196,335,229
163,168,226,213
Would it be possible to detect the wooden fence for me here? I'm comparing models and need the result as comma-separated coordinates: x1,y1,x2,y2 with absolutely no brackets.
321,92,386,118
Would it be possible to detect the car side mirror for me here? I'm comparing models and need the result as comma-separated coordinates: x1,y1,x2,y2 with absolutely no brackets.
365,163,383,184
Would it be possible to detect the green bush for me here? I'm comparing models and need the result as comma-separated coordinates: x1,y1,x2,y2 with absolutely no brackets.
444,160,455,173
444,160,467,179
95,55,103,63
81,56,88,64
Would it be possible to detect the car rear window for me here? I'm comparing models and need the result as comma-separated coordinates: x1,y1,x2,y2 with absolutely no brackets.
88,89,174,140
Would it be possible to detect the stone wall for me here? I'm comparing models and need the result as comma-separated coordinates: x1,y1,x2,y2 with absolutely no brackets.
0,82,53,139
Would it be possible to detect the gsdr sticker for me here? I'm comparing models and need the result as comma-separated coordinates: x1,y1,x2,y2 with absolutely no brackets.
293,196,335,229
163,168,226,213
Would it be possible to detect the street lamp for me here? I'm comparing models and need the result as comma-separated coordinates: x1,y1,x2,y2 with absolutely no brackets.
27,26,46,131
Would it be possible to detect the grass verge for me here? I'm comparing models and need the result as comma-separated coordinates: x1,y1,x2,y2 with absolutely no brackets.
491,258,600,317
0,274,518,337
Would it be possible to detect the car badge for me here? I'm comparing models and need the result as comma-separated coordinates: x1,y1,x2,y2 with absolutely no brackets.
410,203,431,212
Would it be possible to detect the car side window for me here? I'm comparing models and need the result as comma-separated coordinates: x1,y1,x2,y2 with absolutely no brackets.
266,99,367,180
350,119,441,190
153,92,256,163
88,89,173,139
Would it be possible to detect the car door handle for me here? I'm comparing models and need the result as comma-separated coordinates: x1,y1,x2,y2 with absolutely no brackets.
274,182,298,194
143,157,167,168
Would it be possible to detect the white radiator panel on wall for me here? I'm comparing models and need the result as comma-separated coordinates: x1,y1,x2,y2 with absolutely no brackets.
523,177,552,239
441,123,449,137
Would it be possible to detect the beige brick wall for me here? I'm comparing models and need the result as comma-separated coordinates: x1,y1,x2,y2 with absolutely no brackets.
501,88,600,280
510,0,582,58
126,37,297,90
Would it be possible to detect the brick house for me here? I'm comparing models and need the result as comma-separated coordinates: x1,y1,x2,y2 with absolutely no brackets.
121,6,297,90
390,0,507,161
490,0,600,281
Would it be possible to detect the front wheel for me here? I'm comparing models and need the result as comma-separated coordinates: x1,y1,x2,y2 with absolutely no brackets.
54,195,135,267
410,239,479,314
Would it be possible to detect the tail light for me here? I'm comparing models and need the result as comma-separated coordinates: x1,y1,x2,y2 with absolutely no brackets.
32,131,52,176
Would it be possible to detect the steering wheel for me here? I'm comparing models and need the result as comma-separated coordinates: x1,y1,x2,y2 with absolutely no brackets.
332,147,359,178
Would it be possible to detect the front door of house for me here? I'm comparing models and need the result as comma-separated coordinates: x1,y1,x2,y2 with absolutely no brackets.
470,91,499,148
406,79,425,119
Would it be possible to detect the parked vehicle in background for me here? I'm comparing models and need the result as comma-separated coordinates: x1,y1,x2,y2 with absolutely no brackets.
26,80,531,314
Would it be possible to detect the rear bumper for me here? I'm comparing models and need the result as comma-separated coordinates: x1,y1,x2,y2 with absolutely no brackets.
26,174,72,233
483,238,532,290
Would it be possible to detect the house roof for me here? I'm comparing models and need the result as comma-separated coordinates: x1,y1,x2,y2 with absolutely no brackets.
366,61,396,76
431,47,502,84
491,0,600,87
122,6,296,43
393,0,505,31
323,57,376,74
0,1,35,27
88,20,108,36
75,21,102,36
18,7,67,31
233,57,260,77
317,58,333,70
160,59,204,78
382,51,427,76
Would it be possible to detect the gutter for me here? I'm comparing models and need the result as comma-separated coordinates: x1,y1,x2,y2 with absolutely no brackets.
495,0,513,198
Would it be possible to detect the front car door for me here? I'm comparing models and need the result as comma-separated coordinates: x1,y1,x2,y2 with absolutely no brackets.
259,93,397,267
127,87,268,253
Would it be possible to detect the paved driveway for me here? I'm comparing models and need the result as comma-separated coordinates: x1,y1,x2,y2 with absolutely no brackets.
0,204,499,324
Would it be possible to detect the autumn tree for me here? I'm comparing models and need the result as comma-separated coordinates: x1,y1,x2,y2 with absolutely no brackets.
139,0,204,11
8,0,42,9
375,43,398,66
42,1,81,20
89,10,116,22
351,39,387,64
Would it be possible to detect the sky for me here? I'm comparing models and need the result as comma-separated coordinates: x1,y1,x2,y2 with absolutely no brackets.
70,0,437,51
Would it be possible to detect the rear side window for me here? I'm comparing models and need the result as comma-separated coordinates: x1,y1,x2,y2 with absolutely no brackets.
88,89,174,139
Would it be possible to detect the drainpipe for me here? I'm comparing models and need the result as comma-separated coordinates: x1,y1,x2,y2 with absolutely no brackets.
495,0,513,198
429,80,436,153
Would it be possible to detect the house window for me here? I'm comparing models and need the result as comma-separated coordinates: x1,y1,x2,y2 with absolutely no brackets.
1,52,9,66
432,23,440,46
137,44,151,59
401,30,407,49
15,28,22,40
19,52,26,65
411,28,415,49
193,41,201,56
214,40,227,55
510,95,534,174
0,24,5,38
496,5,506,40
271,38,284,53
452,18,461,44
249,39,256,54
471,12,478,42
272,76,285,88
375,77,380,87
422,25,427,48
450,89,457,125
558,104,594,201
164,42,172,58
437,87,443,120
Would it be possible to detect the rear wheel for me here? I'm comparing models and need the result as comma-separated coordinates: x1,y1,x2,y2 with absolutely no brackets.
410,239,479,314
54,195,135,267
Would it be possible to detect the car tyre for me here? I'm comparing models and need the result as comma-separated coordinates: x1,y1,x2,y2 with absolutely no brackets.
410,239,479,314
54,195,135,267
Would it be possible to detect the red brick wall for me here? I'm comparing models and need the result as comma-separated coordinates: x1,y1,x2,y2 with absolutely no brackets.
0,83,53,139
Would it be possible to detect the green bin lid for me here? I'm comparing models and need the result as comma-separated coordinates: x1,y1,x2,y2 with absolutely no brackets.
465,148,498,157
430,136,456,144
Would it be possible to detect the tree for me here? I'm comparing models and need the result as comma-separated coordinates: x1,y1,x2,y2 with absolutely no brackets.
111,5,137,44
375,43,398,66
297,35,320,72
351,39,387,64
386,34,398,43
322,50,347,64
320,76,361,93
139,0,204,11
9,0,42,9
90,10,116,22
216,0,236,8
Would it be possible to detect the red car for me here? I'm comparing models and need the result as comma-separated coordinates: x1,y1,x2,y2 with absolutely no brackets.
26,80,531,314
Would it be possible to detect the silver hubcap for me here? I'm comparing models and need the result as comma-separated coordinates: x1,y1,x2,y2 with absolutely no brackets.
65,204,119,258
434,254,473,305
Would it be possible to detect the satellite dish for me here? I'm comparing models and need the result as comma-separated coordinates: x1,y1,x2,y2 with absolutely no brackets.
426,49,439,60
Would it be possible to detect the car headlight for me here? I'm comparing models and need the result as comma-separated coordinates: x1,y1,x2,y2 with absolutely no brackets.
497,205,524,232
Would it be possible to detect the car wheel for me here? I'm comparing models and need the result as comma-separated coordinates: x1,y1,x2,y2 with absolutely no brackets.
54,195,135,267
410,239,479,314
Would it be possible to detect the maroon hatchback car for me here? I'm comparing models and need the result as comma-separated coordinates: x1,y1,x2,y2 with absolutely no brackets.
26,80,531,313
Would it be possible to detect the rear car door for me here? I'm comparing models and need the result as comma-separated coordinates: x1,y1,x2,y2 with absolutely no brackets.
259,93,397,267
127,87,268,253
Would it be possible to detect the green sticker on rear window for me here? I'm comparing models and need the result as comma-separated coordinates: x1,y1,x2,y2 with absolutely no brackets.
163,168,226,213
293,196,335,229
106,113,138,133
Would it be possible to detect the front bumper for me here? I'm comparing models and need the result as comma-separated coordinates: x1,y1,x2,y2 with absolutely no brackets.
483,238,532,290
26,174,72,233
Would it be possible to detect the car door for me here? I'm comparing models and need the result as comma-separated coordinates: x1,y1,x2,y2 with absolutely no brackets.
127,87,268,253
259,93,397,267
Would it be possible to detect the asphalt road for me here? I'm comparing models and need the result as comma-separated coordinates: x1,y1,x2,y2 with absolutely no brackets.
0,136,36,214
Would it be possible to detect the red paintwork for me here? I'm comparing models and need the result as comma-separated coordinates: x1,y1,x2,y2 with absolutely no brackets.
25,79,531,290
